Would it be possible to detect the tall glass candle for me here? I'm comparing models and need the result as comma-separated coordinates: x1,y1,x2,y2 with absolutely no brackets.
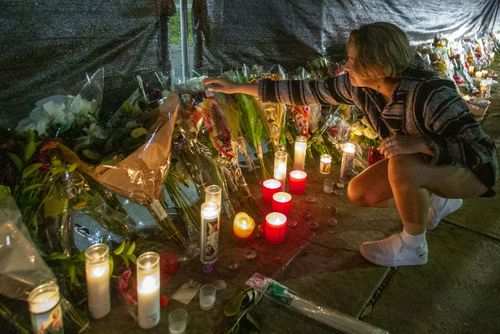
233,212,255,239
29,281,63,334
137,252,160,329
205,184,222,209
319,154,332,174
340,142,356,182
264,212,287,244
293,135,307,170
289,170,307,195
200,202,220,273
274,151,287,191
272,192,292,215
262,179,281,203
85,243,110,319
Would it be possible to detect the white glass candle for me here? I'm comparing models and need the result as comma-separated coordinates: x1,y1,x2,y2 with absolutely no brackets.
205,184,222,209
28,281,63,334
137,252,160,329
274,150,288,191
293,135,307,171
340,143,356,181
85,243,110,319
200,202,221,271
319,154,332,174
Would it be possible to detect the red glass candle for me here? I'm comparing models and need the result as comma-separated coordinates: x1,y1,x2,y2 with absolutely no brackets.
288,170,307,195
272,192,292,215
264,212,287,244
262,179,281,203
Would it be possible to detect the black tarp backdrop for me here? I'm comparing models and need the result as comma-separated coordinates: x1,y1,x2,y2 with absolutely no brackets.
193,0,500,73
0,0,175,129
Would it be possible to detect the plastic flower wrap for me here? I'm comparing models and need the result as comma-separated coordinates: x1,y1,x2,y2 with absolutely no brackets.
59,95,185,247
249,64,287,155
174,77,256,218
16,69,103,144
0,192,89,333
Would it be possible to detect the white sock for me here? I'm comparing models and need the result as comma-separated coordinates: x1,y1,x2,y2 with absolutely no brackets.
401,229,426,248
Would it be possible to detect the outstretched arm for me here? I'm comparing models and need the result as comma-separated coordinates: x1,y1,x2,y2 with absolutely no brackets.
203,78,258,96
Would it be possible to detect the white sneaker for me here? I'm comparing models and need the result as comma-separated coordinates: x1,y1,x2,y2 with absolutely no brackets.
427,194,463,230
360,233,428,267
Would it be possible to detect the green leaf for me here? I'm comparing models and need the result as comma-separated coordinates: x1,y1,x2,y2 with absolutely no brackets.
21,183,44,193
109,256,114,276
125,241,136,256
21,163,43,179
113,241,126,255
45,252,70,261
7,152,23,172
24,139,37,162
129,253,137,265
69,264,76,285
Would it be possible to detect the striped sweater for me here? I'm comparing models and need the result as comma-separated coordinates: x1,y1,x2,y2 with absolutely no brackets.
258,66,498,196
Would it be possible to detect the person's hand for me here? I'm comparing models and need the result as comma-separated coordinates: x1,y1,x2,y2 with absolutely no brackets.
203,77,239,94
378,135,429,158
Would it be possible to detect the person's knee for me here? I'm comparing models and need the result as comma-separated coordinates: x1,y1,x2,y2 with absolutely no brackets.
387,155,421,187
347,179,370,206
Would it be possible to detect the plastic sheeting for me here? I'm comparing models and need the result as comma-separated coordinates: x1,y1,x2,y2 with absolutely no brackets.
0,0,175,129
193,0,500,72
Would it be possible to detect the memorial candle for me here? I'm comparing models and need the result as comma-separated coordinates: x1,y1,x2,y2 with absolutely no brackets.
233,212,255,239
274,151,287,191
264,212,287,244
272,192,292,215
200,202,220,273
85,243,110,319
289,170,307,195
319,154,332,174
137,252,160,329
293,135,307,170
28,281,63,334
340,142,356,181
262,179,281,203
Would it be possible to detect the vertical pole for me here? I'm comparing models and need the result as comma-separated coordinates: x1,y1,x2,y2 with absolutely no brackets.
179,0,189,82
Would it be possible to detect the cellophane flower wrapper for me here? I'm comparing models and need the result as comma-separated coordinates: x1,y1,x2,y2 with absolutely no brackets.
249,64,288,158
174,77,256,218
245,273,388,334
59,95,185,247
0,193,89,333
228,67,271,180
16,68,104,146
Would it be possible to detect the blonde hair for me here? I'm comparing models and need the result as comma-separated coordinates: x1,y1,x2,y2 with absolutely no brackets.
349,22,412,79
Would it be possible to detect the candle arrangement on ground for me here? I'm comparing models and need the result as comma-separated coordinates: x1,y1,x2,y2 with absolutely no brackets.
261,179,282,203
289,170,308,195
85,243,110,319
200,202,221,273
264,212,288,244
293,135,307,170
28,281,63,334
137,252,161,329
272,192,292,215
233,212,256,239
339,142,356,182
274,151,288,191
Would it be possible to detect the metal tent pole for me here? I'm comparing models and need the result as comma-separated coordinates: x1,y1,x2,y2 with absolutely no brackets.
179,0,189,82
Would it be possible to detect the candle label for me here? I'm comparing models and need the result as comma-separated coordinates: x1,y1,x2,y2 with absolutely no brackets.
201,217,219,263
319,161,331,174
31,301,63,334
340,151,354,181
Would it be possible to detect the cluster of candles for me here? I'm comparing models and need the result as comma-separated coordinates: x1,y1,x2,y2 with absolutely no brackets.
28,244,163,331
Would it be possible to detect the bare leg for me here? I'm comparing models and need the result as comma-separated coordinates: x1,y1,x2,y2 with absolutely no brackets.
349,154,488,232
